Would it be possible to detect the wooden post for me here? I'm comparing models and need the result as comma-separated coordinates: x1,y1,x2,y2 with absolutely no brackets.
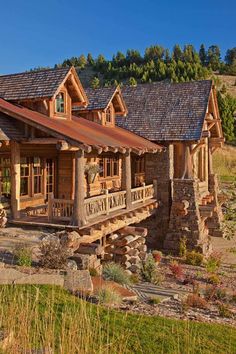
142,182,146,203
181,145,193,179
105,189,109,215
48,192,53,221
10,141,20,219
153,179,158,199
72,149,86,227
123,151,132,210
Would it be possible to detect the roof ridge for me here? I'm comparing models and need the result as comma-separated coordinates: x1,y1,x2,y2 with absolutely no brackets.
0,66,70,78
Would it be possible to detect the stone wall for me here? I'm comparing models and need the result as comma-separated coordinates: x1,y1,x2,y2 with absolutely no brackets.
163,179,211,255
140,146,173,248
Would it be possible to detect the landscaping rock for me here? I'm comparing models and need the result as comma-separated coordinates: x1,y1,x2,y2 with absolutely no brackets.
64,270,93,295
14,273,64,286
0,269,24,284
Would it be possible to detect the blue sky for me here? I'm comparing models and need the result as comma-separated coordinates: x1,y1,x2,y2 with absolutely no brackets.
0,0,235,74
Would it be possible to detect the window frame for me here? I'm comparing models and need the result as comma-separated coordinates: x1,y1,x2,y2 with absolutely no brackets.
99,156,120,179
55,90,67,115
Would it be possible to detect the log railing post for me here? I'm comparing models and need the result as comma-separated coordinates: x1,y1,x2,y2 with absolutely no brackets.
72,149,86,227
48,192,53,221
105,189,109,215
123,151,132,210
10,141,20,219
142,182,146,203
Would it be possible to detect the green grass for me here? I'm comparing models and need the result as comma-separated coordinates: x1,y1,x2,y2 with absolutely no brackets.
0,285,235,353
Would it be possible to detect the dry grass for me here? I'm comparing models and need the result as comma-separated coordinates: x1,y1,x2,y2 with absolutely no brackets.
213,145,236,182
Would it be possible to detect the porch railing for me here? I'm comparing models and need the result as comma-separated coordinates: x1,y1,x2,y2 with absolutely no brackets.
47,183,154,222
131,183,154,205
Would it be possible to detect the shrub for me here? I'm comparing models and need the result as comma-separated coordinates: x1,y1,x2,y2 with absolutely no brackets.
102,263,131,285
89,268,98,277
149,297,161,305
205,252,222,273
39,239,71,269
204,285,227,301
152,250,162,263
231,293,236,303
169,260,183,279
218,303,232,318
208,273,220,285
179,236,187,258
185,294,208,309
140,254,164,284
185,251,203,266
130,273,140,284
14,246,32,267
97,286,122,306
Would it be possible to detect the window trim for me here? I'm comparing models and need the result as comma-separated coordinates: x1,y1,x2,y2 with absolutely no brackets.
99,156,120,179
55,90,67,116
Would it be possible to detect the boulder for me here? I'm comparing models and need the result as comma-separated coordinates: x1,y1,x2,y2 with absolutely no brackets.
64,270,93,295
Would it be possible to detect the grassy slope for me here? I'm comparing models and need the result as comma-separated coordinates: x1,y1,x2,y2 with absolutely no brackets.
213,144,236,182
0,285,235,354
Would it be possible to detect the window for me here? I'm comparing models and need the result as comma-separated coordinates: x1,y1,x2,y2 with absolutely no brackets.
0,158,11,197
20,157,44,197
99,156,119,178
33,157,43,194
134,156,145,174
55,92,65,113
20,157,30,196
46,159,55,197
105,107,112,123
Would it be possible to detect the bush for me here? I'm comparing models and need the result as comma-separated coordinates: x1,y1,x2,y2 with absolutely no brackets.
169,260,184,279
208,273,221,285
218,303,232,318
185,251,203,266
205,252,222,273
97,286,122,306
140,254,164,284
14,246,32,267
89,268,98,277
179,236,187,258
185,294,208,309
102,263,131,285
149,297,161,305
39,239,71,269
152,250,162,263
204,285,227,301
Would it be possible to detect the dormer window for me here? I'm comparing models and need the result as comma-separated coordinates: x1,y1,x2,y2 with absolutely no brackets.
55,92,65,113
106,107,112,123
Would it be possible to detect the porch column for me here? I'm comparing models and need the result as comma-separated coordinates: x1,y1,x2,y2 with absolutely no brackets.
10,141,20,219
208,145,214,175
72,149,86,227
123,151,132,210
181,144,193,179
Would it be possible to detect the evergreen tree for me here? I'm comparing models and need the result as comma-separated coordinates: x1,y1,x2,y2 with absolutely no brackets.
217,92,236,142
128,77,137,86
144,45,165,61
172,45,183,61
87,53,94,65
77,55,87,69
90,76,100,89
126,49,142,64
207,45,221,70
199,44,207,66
225,47,236,65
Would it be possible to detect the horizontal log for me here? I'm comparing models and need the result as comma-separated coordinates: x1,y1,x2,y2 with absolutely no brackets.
112,246,131,255
127,248,139,257
118,226,148,237
76,243,103,256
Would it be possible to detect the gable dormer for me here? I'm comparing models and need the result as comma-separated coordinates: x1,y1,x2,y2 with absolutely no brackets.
0,66,88,120
73,86,127,127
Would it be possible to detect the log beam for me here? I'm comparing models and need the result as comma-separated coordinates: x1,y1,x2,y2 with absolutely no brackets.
72,149,86,227
10,141,20,219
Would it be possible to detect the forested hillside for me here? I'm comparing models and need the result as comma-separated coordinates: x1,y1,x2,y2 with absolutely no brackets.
33,43,236,142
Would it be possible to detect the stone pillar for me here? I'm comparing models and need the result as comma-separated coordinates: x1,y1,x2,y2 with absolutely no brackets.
72,149,86,227
10,141,20,219
163,179,211,255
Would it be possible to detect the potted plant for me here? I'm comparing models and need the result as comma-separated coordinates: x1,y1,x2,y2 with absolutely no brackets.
85,164,100,184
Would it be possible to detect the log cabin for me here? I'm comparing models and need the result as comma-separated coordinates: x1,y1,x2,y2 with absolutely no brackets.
114,81,224,254
0,67,162,245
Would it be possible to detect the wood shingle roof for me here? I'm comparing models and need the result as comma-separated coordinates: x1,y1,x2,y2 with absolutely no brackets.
0,67,70,100
116,80,213,141
74,87,118,111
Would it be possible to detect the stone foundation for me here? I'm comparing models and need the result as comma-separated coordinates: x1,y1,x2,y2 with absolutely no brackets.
163,179,211,255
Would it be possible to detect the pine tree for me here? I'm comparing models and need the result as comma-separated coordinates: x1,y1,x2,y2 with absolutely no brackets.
199,44,207,66
90,76,100,89
217,92,236,142
207,45,221,70
128,77,137,86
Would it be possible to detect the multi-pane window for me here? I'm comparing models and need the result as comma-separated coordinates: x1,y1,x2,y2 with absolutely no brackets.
99,156,119,178
55,92,65,113
46,159,54,197
33,157,43,194
20,157,30,196
105,107,112,123
20,157,44,196
134,156,145,174
0,158,11,197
